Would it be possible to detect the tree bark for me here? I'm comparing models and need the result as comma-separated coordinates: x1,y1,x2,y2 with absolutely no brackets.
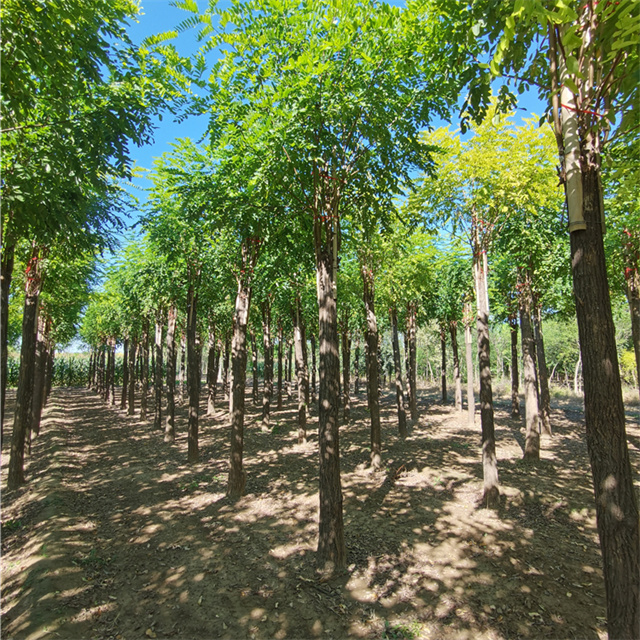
140,320,150,421
532,302,552,436
340,312,351,423
450,321,462,412
164,306,177,443
222,333,230,402
207,323,216,416
30,313,47,439
44,343,54,405
261,301,273,430
353,338,361,395
519,280,540,461
121,339,129,410
315,238,345,576
509,317,520,418
286,341,293,400
227,241,258,499
109,339,116,405
1,240,15,437
250,330,259,405
440,324,447,404
293,297,308,443
390,306,407,438
362,264,381,469
8,246,41,490
310,333,317,403
154,315,164,429
179,334,186,405
277,322,283,409
406,303,418,423
570,162,639,637
625,272,640,402
474,251,499,507
186,284,200,463
127,339,137,416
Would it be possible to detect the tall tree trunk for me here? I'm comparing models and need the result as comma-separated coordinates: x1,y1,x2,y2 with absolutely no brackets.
179,334,186,405
574,352,582,395
206,323,216,416
340,312,351,423
154,315,164,429
44,343,54,405
287,341,293,400
88,351,94,389
362,264,381,469
533,302,552,436
127,339,137,416
626,271,640,402
99,347,106,397
1,240,15,438
293,296,308,443
227,242,257,499
519,279,540,461
390,306,408,438
165,306,177,443
315,236,345,576
30,313,47,439
8,246,41,490
353,338,361,395
250,330,259,405
140,320,150,421
569,163,639,637
222,333,230,401
121,339,129,410
310,334,317,403
277,323,283,409
261,301,273,430
406,303,418,423
509,317,520,418
473,249,499,507
109,339,116,406
440,324,447,404
186,284,200,463
450,321,462,412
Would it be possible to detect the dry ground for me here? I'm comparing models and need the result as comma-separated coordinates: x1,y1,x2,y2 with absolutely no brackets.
2,381,639,640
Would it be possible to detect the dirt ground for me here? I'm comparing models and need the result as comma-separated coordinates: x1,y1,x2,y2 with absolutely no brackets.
2,381,639,640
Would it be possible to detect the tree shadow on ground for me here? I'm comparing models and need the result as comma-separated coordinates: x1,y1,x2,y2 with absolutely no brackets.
2,382,638,639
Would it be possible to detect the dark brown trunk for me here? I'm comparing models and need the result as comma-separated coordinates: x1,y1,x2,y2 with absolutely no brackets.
121,339,129,410
179,334,186,405
8,247,41,490
519,280,540,461
450,321,462,412
315,242,345,576
250,330,259,405
277,323,283,409
44,344,54,404
287,341,293,400
213,338,221,405
626,272,640,401
440,324,447,404
353,338,361,395
186,284,200,463
340,313,351,423
154,316,164,429
261,301,273,430
109,340,116,405
407,304,418,423
533,302,552,436
474,252,499,507
571,163,639,638
509,317,520,418
310,333,317,403
164,306,177,443
227,242,258,499
1,240,15,437
464,311,475,426
127,339,137,416
222,333,230,401
140,320,149,420
362,264,381,469
207,324,216,416
88,351,94,389
30,313,47,438
390,307,407,438
99,347,106,396
293,297,308,443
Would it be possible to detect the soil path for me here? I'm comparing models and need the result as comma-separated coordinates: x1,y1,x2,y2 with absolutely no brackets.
2,384,639,640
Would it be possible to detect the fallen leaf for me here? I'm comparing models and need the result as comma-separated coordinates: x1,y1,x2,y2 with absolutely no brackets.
146,629,156,638
198,596,203,606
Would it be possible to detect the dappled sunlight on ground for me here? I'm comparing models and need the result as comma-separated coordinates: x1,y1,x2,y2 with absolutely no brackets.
2,382,638,639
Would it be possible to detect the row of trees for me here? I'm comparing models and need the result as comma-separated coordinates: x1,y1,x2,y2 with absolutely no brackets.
2,0,637,636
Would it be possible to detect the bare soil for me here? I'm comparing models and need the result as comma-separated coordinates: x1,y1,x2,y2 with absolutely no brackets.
2,382,639,640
